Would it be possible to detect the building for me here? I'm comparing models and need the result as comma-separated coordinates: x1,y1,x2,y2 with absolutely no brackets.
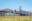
0,9,19,16
0,9,32,16
0,6,32,16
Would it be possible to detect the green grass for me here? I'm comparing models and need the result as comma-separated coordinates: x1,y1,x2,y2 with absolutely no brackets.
0,16,32,21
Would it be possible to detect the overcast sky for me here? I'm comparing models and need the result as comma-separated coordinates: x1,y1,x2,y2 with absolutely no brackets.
0,0,32,12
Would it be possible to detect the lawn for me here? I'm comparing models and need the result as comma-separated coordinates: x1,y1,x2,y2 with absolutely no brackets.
0,16,32,21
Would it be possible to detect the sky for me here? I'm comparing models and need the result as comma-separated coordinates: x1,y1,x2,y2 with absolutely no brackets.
0,0,32,12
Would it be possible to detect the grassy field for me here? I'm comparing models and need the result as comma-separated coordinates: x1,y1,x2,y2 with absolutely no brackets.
0,16,32,21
